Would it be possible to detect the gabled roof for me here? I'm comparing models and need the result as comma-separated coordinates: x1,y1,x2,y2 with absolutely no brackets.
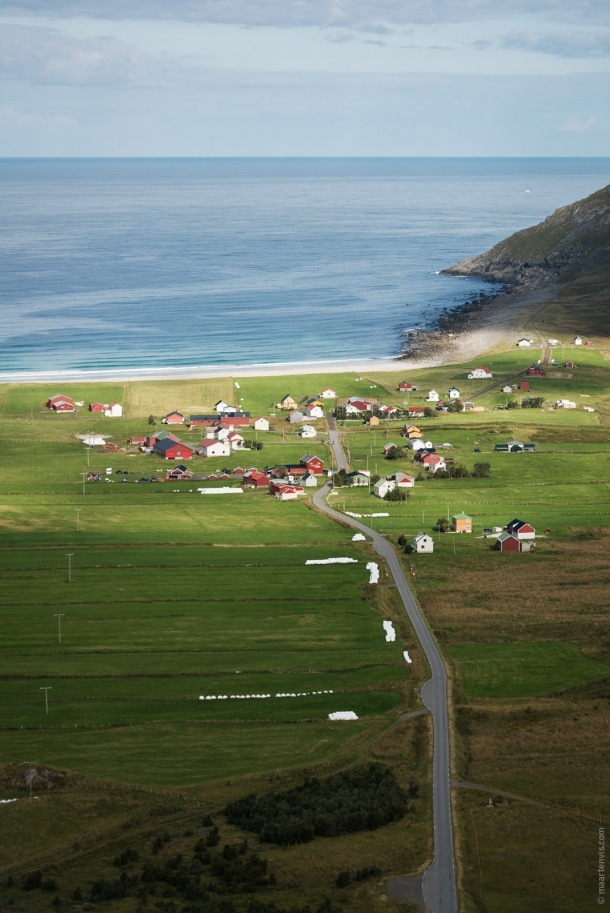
154,438,193,454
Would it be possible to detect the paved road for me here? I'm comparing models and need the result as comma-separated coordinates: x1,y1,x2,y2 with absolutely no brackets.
315,419,457,913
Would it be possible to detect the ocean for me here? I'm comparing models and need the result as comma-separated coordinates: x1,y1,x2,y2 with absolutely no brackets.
1,157,609,378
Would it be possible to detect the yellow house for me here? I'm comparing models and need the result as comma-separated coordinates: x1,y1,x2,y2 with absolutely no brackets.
404,424,422,439
452,512,472,533
276,394,298,410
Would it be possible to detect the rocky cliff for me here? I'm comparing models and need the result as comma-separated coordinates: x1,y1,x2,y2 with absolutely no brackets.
443,184,610,289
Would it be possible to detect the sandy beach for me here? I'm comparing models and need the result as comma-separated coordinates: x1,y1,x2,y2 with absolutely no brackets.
0,284,553,386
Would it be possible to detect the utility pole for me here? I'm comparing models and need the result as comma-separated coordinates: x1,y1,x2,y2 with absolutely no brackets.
54,613,65,644
75,508,81,533
40,686,52,715
66,553,74,583
80,472,87,495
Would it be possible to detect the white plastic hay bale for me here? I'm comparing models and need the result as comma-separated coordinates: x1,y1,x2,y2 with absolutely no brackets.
328,711,359,721
367,562,380,583
305,557,358,565
403,651,412,664
383,620,396,642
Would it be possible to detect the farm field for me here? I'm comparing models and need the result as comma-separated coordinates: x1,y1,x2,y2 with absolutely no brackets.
0,342,609,913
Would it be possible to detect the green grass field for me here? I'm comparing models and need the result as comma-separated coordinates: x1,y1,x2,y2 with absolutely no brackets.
450,642,610,699
0,345,609,913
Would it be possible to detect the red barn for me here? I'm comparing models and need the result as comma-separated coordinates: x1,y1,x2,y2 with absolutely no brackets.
47,394,74,412
153,439,194,460
495,533,521,552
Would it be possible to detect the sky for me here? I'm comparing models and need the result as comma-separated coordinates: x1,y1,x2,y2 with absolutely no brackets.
0,0,609,157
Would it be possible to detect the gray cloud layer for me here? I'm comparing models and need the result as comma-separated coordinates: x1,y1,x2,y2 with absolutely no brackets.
1,0,609,28
0,23,186,85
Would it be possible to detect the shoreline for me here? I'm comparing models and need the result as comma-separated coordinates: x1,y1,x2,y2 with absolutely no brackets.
0,284,554,386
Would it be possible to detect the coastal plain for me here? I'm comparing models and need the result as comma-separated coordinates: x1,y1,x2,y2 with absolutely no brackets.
0,303,609,913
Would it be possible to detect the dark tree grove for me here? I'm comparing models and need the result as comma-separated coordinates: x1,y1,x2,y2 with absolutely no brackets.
224,763,412,846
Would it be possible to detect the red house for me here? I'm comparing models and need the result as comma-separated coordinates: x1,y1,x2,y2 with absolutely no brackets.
162,411,185,425
243,470,269,489
89,402,105,413
166,465,193,480
300,454,324,475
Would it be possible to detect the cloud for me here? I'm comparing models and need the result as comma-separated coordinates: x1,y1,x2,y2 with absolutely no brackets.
2,0,610,29
499,28,610,57
0,23,190,85
560,115,597,132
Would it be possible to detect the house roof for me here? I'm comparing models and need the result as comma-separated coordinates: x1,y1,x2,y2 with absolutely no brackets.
154,439,193,454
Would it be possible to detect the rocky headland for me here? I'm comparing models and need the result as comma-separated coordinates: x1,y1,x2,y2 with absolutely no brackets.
399,183,610,362
442,183,610,289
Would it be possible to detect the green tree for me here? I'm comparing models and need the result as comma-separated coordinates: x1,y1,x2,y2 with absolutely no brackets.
472,462,491,478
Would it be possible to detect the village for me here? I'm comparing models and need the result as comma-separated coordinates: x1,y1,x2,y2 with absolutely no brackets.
42,337,585,558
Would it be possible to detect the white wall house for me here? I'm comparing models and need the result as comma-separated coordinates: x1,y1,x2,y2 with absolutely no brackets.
468,366,493,379
253,417,270,432
412,533,434,553
299,424,317,438
104,403,123,417
426,390,440,402
448,387,460,399
198,439,231,458
374,478,396,499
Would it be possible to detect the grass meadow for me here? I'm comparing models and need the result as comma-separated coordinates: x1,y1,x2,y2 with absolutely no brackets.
0,342,609,913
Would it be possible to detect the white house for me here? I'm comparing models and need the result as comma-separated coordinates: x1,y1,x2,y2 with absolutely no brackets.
502,385,514,394
410,438,434,452
319,387,336,399
548,338,559,346
253,417,270,432
227,431,246,450
198,439,231,458
412,533,434,554
214,400,235,413
448,387,460,399
517,338,532,347
373,478,396,499
426,389,440,402
468,366,493,379
299,424,317,438
103,402,123,417
346,470,370,487
573,335,582,346
306,404,324,419
301,472,318,487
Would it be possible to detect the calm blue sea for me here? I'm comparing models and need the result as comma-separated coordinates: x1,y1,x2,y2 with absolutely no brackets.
1,157,609,377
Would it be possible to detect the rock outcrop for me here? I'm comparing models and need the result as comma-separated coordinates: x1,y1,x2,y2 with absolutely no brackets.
442,184,610,290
